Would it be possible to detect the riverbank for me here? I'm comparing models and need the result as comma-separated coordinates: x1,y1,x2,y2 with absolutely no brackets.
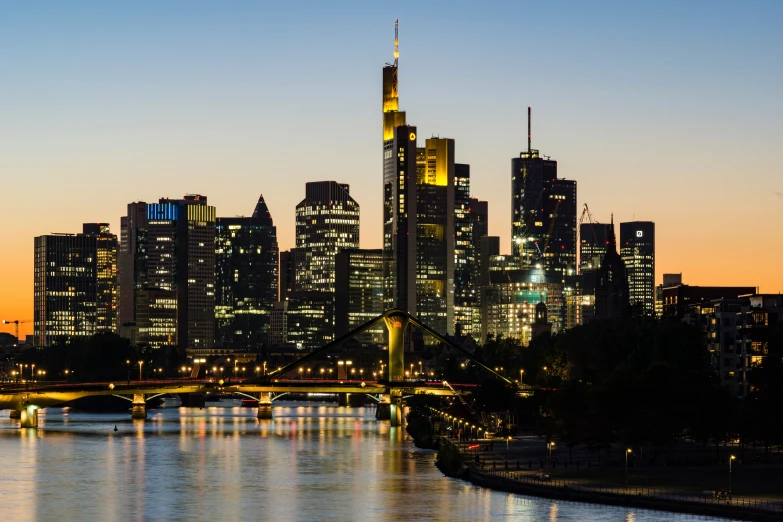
435,438,783,522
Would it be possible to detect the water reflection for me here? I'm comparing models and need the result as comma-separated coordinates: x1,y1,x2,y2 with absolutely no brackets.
0,401,723,522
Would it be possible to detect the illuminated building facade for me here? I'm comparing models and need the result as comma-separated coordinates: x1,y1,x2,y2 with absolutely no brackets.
381,21,485,338
620,221,655,315
119,202,148,328
469,198,488,335
655,273,683,317
481,254,564,346
118,195,216,352
683,294,782,398
215,195,279,349
511,109,577,279
577,222,613,323
294,181,359,293
270,292,334,350
335,249,385,345
33,224,118,347
453,165,476,335
414,137,455,335
82,223,118,332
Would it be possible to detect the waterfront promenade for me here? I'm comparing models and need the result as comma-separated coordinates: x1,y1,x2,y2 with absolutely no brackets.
428,405,783,521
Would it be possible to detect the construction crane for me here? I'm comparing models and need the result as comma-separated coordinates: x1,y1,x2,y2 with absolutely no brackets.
2,320,32,342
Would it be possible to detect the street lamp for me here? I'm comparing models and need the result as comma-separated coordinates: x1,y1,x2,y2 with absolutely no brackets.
126,360,131,384
729,455,736,494
520,369,524,385
625,448,632,488
547,441,555,468
138,361,143,381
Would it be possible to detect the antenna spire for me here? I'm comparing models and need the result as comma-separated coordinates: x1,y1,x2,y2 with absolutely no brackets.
394,19,399,67
527,106,531,152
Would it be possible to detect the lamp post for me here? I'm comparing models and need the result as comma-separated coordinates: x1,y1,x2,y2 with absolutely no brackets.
547,441,555,469
126,360,131,384
729,455,736,494
520,369,524,385
138,361,143,381
625,448,632,488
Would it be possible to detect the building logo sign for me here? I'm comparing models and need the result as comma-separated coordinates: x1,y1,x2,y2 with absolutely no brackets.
636,230,643,238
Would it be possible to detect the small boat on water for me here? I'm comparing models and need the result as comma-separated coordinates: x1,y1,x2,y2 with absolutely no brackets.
241,398,259,407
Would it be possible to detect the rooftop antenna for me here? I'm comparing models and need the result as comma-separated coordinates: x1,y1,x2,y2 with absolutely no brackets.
394,19,399,67
527,106,531,153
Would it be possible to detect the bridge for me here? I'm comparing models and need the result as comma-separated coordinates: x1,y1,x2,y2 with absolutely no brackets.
1,309,512,429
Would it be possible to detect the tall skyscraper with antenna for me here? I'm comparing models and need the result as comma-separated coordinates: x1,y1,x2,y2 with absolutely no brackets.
510,108,577,281
383,19,416,315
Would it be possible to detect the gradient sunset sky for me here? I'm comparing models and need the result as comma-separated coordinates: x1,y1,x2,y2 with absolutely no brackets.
2,1,782,339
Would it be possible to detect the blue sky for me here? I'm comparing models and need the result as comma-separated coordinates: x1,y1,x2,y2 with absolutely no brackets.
1,1,782,331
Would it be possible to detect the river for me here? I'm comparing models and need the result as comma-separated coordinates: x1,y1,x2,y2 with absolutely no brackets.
0,400,726,521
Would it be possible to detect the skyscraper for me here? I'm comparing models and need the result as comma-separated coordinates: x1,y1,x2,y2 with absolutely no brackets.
215,195,279,349
577,221,613,323
414,137,455,335
620,221,655,315
469,198,488,335
579,222,613,273
34,224,117,347
453,165,476,335
335,249,385,344
82,223,118,333
511,108,577,279
383,121,418,316
293,181,359,293
118,195,216,352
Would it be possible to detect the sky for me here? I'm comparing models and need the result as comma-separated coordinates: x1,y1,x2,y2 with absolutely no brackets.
1,1,782,339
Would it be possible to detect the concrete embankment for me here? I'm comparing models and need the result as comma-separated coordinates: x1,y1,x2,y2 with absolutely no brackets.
435,441,780,522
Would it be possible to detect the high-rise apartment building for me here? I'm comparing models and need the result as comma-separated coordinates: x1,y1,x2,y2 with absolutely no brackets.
118,195,216,352
620,221,655,315
294,181,359,293
335,249,385,344
511,108,577,280
215,195,279,349
34,224,117,347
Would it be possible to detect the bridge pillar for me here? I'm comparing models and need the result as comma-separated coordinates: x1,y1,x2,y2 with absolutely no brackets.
384,312,409,382
131,394,147,419
390,390,404,427
257,392,272,419
9,409,21,419
375,394,391,420
20,406,38,429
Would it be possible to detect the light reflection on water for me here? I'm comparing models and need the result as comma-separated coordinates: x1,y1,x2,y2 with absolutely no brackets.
0,401,724,522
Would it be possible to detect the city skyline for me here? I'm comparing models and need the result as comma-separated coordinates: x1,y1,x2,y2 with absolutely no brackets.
3,1,782,338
